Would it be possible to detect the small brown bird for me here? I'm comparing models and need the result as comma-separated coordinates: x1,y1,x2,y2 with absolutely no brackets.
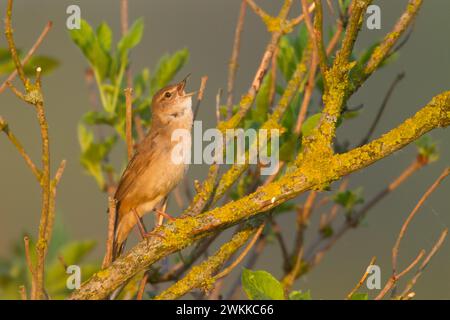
113,76,194,258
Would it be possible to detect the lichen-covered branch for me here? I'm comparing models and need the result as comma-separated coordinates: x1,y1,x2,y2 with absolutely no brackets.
69,91,450,300
363,0,423,78
3,0,64,300
303,0,372,157
155,220,263,300
213,42,313,202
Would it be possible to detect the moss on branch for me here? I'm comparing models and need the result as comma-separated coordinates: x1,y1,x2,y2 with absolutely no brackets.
155,221,261,300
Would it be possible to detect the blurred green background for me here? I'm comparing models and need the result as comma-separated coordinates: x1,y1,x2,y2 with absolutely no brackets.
0,0,449,299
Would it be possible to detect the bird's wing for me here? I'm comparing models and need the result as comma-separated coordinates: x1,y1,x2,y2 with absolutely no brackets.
114,130,160,203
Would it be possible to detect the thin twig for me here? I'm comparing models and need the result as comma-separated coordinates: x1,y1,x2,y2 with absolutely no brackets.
226,0,247,117
102,196,117,268
23,236,35,279
0,21,53,93
270,219,290,266
214,223,265,280
155,222,263,300
244,0,270,22
5,0,28,88
358,72,405,146
392,168,450,274
363,0,423,78
0,117,42,181
400,228,448,298
304,157,425,274
124,88,134,160
215,88,222,124
19,285,27,300
134,116,145,142
193,75,208,120
346,256,376,299
375,250,425,300
136,272,149,300
121,0,133,88
288,2,316,28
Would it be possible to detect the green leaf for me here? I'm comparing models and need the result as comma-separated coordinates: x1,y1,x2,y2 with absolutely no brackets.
279,132,299,162
333,189,364,213
150,48,189,93
301,113,322,137
0,48,12,64
79,132,118,188
349,293,369,300
277,37,297,81
78,123,94,152
97,22,113,52
241,269,285,300
118,18,144,56
0,50,59,76
82,111,116,126
45,240,97,298
289,290,312,300
23,56,59,76
293,24,308,60
415,135,439,162
70,19,110,79
253,73,272,123
59,241,96,265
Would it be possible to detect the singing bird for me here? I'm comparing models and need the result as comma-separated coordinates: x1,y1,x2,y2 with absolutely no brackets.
113,76,194,258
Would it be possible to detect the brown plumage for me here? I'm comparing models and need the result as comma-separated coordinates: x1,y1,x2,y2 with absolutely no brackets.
113,77,194,258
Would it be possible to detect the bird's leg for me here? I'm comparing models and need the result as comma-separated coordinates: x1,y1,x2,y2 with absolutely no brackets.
133,210,165,240
155,197,172,226
155,208,176,222
133,210,147,240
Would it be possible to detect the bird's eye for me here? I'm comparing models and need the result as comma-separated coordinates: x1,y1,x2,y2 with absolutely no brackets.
164,91,172,98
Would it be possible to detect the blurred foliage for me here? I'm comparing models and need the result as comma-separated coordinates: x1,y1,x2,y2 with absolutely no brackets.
0,220,98,299
70,19,189,190
333,188,365,216
0,48,59,76
415,135,439,163
241,268,311,300
349,293,369,300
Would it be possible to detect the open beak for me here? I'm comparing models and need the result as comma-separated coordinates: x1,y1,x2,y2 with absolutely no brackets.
177,74,191,94
177,74,196,97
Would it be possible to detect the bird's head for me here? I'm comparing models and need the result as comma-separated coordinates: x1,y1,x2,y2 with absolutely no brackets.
151,74,195,125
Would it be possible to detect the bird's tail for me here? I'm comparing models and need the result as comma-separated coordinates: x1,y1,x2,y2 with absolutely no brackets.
112,238,126,261
110,201,126,261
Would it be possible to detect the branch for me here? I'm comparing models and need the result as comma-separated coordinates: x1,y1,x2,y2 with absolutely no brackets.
102,196,117,269
302,0,372,156
0,21,52,93
4,0,27,87
375,167,450,300
226,0,247,116
214,42,313,202
400,228,448,298
346,256,377,299
124,88,133,160
363,0,423,77
193,75,208,120
358,72,405,146
304,156,425,273
4,0,61,299
69,91,450,299
220,0,293,130
392,167,450,275
0,117,42,181
301,0,328,88
155,221,263,300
